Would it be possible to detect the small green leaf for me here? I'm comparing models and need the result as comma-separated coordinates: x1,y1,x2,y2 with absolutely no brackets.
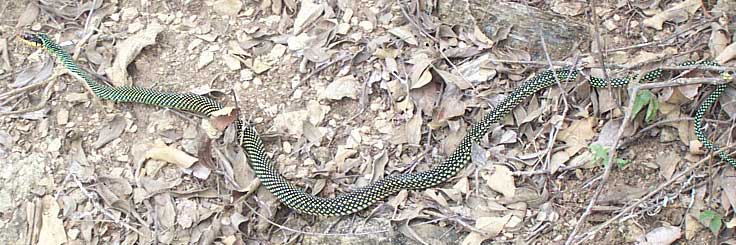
589,144,609,164
699,210,716,221
699,210,723,234
645,96,659,123
632,90,654,120
709,217,722,233
616,159,629,169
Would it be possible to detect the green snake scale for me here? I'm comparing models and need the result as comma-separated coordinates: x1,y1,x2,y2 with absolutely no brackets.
18,32,736,216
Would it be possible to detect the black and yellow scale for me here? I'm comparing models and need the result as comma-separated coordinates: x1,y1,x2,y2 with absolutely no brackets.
17,32,735,216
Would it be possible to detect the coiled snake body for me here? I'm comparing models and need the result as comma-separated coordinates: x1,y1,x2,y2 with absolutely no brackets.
18,32,736,216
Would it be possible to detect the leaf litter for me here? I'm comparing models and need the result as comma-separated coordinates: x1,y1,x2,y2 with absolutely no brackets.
2,0,736,244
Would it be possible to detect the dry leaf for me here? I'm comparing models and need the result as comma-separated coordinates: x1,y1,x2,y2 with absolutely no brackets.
715,42,736,64
210,107,240,131
270,110,309,137
642,0,701,30
388,25,418,46
320,75,359,100
461,214,512,245
558,117,596,155
145,144,198,168
684,213,703,239
370,150,388,182
153,193,177,230
482,165,516,198
108,22,164,86
293,0,324,34
12,58,53,88
433,92,466,125
722,168,736,212
549,151,570,174
657,150,680,180
710,24,729,56
406,112,423,145
436,69,472,89
93,115,127,149
409,61,432,89
15,2,39,28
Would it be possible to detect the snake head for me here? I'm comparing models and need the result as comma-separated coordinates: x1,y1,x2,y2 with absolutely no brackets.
17,32,50,48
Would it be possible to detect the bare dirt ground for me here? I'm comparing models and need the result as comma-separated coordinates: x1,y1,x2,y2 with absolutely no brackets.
1,0,735,244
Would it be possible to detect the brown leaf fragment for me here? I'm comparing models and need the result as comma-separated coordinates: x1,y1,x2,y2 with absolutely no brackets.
370,150,388,182
406,111,423,145
229,212,249,232
153,193,177,229
93,115,126,149
657,150,680,180
388,190,409,211
210,107,240,131
642,0,701,30
197,137,215,169
12,58,53,88
145,143,198,168
410,61,432,89
15,2,39,28
218,144,258,193
482,165,515,198
719,87,736,119
722,168,736,212
0,38,10,70
715,42,736,64
423,189,448,207
433,88,466,125
436,69,472,89
710,24,729,56
388,25,418,46
176,199,198,229
461,214,512,245
558,117,596,155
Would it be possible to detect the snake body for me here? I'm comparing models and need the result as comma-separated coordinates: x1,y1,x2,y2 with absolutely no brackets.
18,32,735,216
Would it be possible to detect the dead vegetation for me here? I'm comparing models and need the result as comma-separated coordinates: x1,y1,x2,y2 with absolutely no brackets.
0,0,736,244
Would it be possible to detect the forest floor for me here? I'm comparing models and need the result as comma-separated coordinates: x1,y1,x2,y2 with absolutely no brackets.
0,0,735,244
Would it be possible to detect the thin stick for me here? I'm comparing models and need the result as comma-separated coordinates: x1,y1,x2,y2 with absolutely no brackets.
566,76,729,244
575,149,736,243
71,174,144,236
0,68,66,116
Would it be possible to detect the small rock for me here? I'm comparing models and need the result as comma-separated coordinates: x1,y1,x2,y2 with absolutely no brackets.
56,108,69,125
222,54,241,71
64,92,88,103
121,7,139,21
320,76,360,100
358,20,374,32
251,57,271,74
239,69,254,82
128,21,144,33
336,23,351,35
197,51,214,70
213,0,242,16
